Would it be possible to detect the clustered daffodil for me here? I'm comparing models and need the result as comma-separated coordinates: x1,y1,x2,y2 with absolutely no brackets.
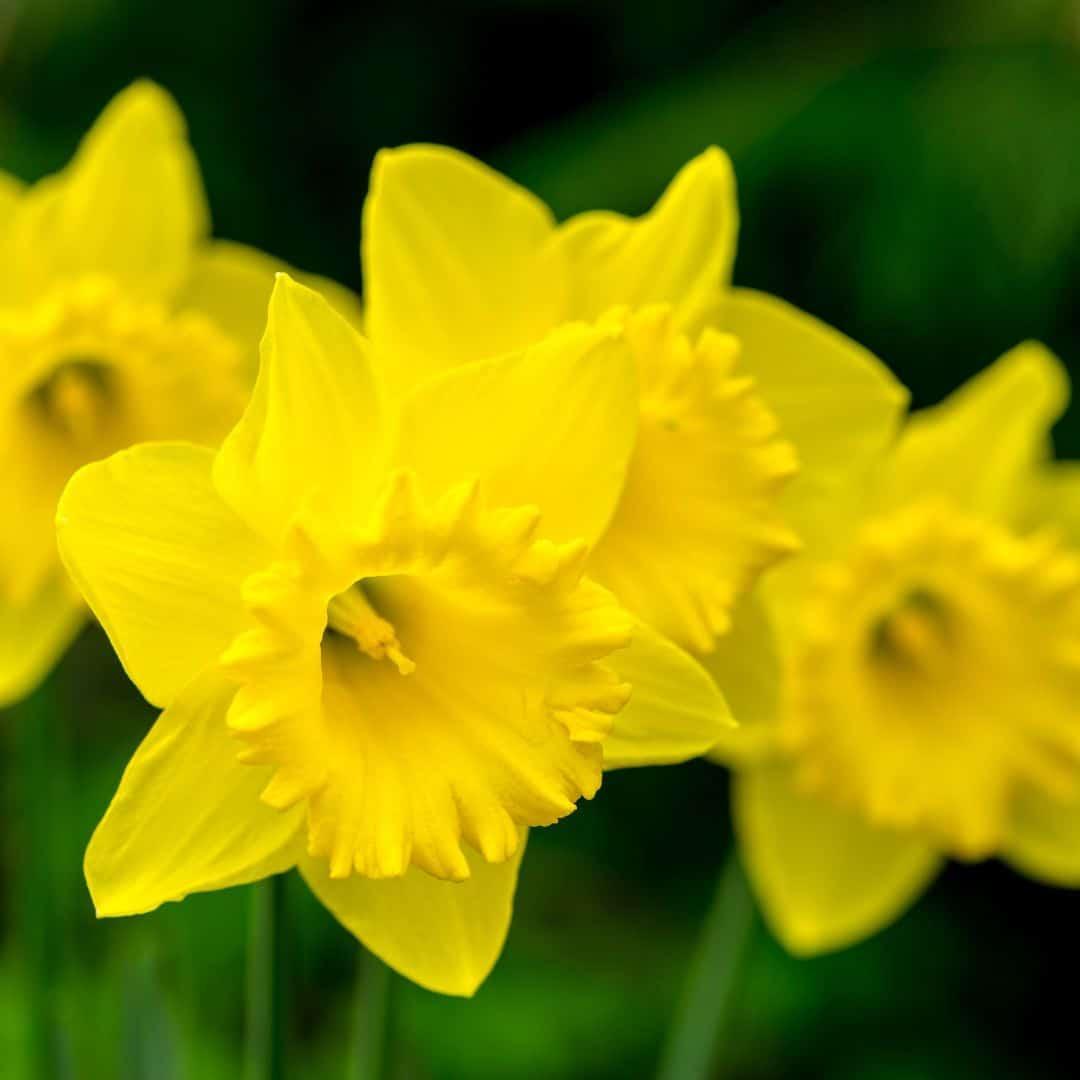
0,80,355,705
57,275,729,996
53,142,911,996
711,345,1080,953
50,117,1080,1009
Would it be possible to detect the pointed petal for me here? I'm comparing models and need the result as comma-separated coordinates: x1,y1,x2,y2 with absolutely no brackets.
555,147,737,329
734,766,940,954
1002,785,1080,887
394,322,637,545
702,593,783,767
0,574,84,707
363,144,564,398
1019,462,1080,544
86,671,304,917
878,342,1067,521
56,442,268,708
720,289,909,564
5,81,207,304
213,274,386,543
300,832,526,996
603,621,731,769
179,240,363,383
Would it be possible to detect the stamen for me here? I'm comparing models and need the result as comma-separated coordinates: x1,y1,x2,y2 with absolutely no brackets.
26,359,113,443
871,589,951,672
326,583,415,675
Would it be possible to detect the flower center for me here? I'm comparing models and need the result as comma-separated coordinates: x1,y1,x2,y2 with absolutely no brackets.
786,499,1080,857
326,582,416,675
223,473,633,882
0,274,243,604
23,358,116,444
586,305,798,652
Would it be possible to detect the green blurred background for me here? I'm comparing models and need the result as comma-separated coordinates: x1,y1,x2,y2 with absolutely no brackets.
3,0,1080,1076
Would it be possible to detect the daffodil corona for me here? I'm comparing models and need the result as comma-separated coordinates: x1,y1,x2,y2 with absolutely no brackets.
58,276,728,995
709,346,1080,953
0,81,356,705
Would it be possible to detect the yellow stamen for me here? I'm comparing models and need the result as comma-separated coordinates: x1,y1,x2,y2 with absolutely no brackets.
327,584,415,675
46,365,109,442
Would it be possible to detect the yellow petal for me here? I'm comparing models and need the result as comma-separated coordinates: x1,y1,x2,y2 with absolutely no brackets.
214,274,386,544
299,832,526,996
720,288,909,565
56,442,268,708
702,593,783,767
394,322,637,546
1002,784,1080,887
878,342,1067,522
0,573,84,707
4,81,208,304
1019,462,1080,544
603,620,731,769
555,147,737,329
179,240,363,384
363,144,565,398
734,765,940,954
86,671,304,917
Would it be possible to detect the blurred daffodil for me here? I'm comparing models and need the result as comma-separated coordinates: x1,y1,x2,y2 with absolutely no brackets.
0,80,356,705
360,145,904,666
710,346,1080,953
57,275,728,996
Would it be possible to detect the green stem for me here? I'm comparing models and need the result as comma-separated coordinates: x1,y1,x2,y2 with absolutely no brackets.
14,676,63,1080
245,875,288,1080
656,850,757,1080
347,949,392,1080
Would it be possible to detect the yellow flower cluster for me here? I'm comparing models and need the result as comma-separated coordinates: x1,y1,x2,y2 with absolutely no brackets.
3,81,1078,996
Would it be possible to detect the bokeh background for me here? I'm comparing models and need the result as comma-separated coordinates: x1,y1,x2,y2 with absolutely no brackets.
3,0,1080,1076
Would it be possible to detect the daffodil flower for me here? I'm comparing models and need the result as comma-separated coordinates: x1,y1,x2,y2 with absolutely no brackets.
0,81,356,705
709,346,1080,953
360,145,904,663
56,275,728,996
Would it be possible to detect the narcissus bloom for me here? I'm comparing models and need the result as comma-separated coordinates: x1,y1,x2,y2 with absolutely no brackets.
57,276,727,995
360,145,904,660
709,346,1080,953
0,80,355,705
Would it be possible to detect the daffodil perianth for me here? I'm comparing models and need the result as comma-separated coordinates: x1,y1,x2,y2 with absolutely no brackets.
709,346,1080,954
360,145,904,663
57,275,729,996
0,81,357,705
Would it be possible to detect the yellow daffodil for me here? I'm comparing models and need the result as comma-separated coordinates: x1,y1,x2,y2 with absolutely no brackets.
56,274,728,996
0,80,356,706
360,145,904,662
709,345,1080,954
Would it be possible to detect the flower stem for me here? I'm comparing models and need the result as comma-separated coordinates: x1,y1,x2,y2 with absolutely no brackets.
347,949,392,1080
245,875,288,1080
657,850,757,1080
14,676,64,1079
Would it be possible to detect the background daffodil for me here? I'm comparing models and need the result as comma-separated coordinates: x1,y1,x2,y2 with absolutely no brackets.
0,80,357,707
56,274,727,996
709,344,1080,954
360,144,905,670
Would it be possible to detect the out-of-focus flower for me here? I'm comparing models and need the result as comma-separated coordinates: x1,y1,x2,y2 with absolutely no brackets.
360,146,904,676
57,276,727,995
710,346,1080,953
0,81,356,705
